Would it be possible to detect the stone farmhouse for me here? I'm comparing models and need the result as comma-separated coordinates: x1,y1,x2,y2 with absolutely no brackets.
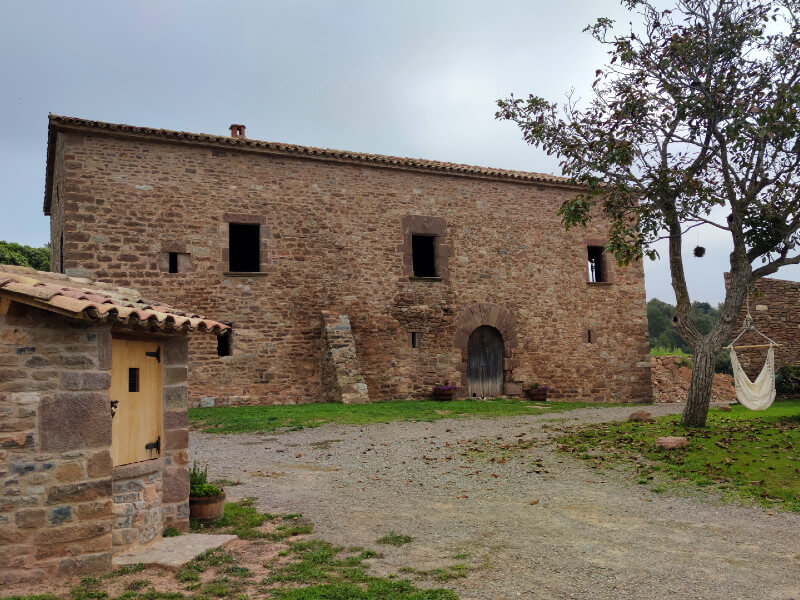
44,115,651,406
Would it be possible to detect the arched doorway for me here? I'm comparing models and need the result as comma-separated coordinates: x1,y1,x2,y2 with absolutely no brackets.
467,326,504,397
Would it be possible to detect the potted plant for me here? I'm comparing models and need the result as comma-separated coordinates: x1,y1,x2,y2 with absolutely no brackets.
189,461,226,522
432,384,457,401
523,383,550,401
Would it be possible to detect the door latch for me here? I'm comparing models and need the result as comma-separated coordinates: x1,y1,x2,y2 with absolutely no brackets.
145,346,161,363
110,399,119,418
145,435,161,455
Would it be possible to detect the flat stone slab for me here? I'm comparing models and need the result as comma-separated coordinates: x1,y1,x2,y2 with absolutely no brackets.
113,533,237,569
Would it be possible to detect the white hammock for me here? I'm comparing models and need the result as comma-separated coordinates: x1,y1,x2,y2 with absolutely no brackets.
729,346,776,411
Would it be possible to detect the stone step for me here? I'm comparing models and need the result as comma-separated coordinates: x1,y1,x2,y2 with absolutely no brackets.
113,533,237,569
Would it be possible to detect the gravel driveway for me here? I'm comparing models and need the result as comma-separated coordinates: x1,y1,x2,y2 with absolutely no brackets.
191,404,800,600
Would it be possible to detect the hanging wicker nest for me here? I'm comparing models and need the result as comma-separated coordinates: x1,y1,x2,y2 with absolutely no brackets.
694,246,706,257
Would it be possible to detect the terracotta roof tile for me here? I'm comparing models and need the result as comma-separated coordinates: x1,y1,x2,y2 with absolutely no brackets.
0,266,229,335
44,114,576,214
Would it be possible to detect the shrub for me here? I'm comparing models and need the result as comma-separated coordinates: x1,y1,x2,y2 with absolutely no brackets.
776,364,800,395
190,483,224,497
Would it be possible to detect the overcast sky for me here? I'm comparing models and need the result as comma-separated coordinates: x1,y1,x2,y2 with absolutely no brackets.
2,0,798,304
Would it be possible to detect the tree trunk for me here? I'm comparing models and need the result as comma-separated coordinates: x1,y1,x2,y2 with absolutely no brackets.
681,343,716,427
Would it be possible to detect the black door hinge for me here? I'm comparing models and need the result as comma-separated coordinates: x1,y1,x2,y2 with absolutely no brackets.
145,435,161,455
145,346,161,363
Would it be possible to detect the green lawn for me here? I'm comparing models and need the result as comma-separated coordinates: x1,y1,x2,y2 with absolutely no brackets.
189,398,602,434
557,399,800,511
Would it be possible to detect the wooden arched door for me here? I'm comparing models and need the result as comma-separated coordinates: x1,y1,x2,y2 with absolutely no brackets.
467,326,504,397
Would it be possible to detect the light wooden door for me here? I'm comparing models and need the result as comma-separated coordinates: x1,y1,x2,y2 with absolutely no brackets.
111,338,163,466
467,326,504,398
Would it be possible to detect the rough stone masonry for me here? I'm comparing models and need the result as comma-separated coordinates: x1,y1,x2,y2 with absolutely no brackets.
44,115,652,406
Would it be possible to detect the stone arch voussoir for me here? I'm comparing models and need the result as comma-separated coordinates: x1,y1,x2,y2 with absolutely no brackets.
453,303,519,395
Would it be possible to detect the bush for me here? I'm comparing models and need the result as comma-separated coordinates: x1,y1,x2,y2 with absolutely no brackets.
190,461,208,487
190,483,224,497
0,240,49,271
714,350,732,375
776,364,800,395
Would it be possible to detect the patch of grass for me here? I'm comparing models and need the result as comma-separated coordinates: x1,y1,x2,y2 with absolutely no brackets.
557,399,800,511
265,540,458,599
177,548,236,583
191,497,277,539
211,478,242,488
124,581,150,591
1,596,60,600
162,526,182,537
190,398,604,434
103,563,145,578
376,532,413,547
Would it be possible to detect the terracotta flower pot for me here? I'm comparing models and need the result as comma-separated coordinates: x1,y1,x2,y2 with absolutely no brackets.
525,389,548,402
189,492,226,522
433,390,455,401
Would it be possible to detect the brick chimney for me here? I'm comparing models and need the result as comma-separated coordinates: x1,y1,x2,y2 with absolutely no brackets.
229,124,246,138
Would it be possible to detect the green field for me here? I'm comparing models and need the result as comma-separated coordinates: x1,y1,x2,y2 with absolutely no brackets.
557,399,800,511
189,398,602,434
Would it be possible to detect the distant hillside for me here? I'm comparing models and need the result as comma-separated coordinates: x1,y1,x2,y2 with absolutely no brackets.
647,298,721,353
0,241,49,271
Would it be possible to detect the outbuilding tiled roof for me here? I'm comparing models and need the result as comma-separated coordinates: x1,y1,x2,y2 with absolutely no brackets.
44,114,574,214
0,265,229,334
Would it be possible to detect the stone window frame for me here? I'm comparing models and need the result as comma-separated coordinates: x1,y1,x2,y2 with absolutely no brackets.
158,242,191,274
584,238,614,285
221,213,272,276
398,215,453,281
453,303,520,396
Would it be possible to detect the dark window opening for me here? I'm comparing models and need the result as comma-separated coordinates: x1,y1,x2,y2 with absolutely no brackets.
128,368,139,392
411,332,420,348
59,233,64,273
588,246,605,282
412,235,436,277
217,331,233,357
229,223,260,272
168,252,179,273
587,329,594,344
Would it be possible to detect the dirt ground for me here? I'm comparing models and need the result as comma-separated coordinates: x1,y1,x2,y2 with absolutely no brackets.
193,404,800,600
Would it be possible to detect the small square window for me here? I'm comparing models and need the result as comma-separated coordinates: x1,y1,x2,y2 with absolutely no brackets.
588,246,605,282
412,235,436,277
229,223,260,272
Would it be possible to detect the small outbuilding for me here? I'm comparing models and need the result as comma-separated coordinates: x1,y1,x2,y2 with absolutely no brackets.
0,266,229,585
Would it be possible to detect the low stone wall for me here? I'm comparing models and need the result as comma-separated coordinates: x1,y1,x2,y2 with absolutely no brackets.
0,303,113,585
733,277,800,378
112,460,162,550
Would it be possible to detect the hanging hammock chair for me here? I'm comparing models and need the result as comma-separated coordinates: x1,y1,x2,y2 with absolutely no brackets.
726,310,779,411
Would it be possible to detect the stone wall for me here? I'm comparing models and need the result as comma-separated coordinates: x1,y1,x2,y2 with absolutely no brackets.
49,126,651,405
0,301,192,584
0,302,113,585
159,336,190,534
733,277,800,378
320,311,369,404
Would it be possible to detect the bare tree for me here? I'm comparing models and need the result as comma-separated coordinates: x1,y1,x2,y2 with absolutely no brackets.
498,0,800,426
